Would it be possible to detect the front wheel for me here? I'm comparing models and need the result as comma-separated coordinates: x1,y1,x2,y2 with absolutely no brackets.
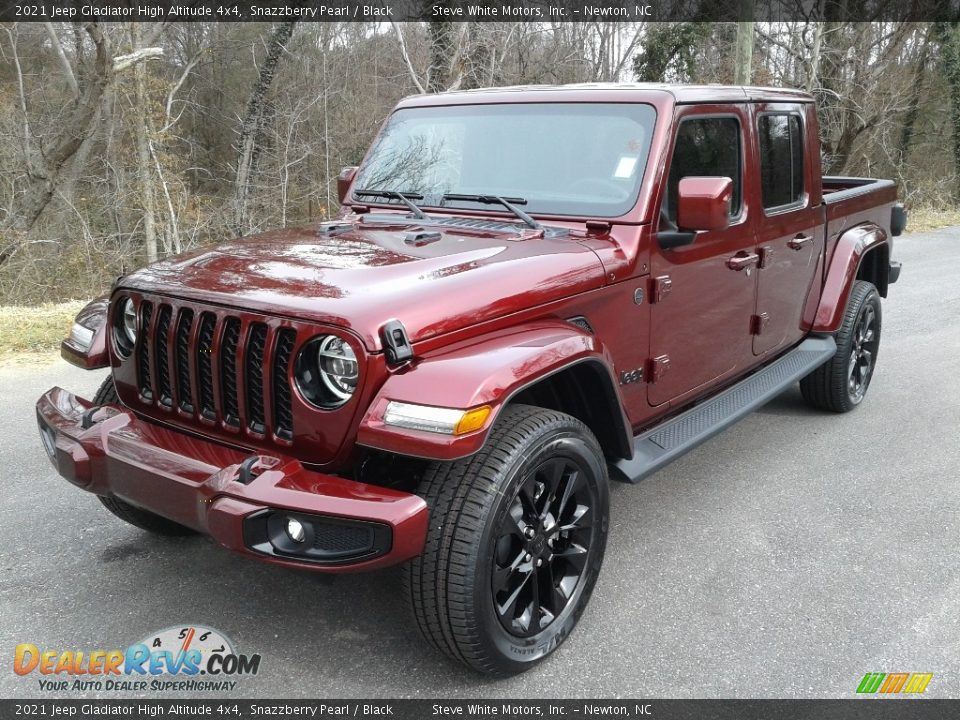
403,405,610,676
92,376,197,537
800,280,882,412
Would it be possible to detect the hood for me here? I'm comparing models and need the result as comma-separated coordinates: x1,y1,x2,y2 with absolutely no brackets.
119,217,606,351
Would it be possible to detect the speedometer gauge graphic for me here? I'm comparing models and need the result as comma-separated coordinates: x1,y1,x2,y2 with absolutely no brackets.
135,625,234,671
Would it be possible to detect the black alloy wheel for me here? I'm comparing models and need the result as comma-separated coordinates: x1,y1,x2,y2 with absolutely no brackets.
800,280,883,413
404,404,610,675
492,455,597,638
848,301,879,403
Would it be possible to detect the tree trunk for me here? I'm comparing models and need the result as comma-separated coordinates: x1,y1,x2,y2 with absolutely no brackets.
897,30,932,172
805,21,824,92
131,23,158,264
734,21,754,85
427,18,456,92
733,0,754,84
232,21,296,237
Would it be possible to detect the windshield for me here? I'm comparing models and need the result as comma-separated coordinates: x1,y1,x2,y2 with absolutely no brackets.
353,102,657,218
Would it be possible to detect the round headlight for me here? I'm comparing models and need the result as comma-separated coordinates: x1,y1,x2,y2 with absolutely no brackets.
295,335,359,409
121,298,137,344
113,297,137,356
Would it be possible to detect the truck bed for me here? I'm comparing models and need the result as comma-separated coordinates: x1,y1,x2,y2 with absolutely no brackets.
822,176,898,225
821,176,899,287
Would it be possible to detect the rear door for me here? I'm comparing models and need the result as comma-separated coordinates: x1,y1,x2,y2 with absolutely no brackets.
752,104,824,355
647,106,758,407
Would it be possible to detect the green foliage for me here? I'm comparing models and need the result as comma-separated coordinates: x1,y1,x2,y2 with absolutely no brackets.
633,23,713,82
934,22,960,197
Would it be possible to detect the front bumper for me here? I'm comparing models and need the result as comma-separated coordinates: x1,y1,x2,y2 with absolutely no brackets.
36,387,428,572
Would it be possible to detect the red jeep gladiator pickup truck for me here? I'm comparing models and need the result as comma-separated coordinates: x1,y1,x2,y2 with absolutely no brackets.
37,84,904,675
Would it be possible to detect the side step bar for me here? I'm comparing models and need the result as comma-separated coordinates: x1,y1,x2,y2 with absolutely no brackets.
610,335,837,484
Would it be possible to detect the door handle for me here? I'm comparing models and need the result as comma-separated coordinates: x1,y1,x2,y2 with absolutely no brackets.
727,252,760,271
788,234,814,250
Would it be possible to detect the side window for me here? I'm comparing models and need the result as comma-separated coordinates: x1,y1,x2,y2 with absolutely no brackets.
664,117,742,225
758,114,805,209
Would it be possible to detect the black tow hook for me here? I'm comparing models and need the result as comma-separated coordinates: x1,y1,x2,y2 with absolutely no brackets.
81,406,104,430
237,456,263,485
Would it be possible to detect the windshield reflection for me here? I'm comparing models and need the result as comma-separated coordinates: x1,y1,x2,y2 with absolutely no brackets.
354,103,656,218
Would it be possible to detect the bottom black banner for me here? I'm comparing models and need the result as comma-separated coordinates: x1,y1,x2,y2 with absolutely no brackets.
1,699,957,720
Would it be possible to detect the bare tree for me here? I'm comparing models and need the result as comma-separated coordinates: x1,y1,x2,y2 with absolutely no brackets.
232,21,296,236
0,22,163,264
0,20,957,305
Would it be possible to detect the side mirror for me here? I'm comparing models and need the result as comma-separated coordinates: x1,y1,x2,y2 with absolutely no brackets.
337,166,358,205
676,176,733,232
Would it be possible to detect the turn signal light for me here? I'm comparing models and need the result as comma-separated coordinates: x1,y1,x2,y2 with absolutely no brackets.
454,406,492,435
383,402,493,435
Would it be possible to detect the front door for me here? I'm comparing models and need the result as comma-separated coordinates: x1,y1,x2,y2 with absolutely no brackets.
752,104,824,355
648,107,758,407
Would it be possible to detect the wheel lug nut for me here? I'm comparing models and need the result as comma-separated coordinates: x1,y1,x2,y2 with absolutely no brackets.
536,558,543,567
524,553,532,562
525,527,535,538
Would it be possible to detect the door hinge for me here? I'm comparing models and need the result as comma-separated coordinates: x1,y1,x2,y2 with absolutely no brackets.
758,246,774,268
649,275,673,304
751,312,770,335
646,355,671,383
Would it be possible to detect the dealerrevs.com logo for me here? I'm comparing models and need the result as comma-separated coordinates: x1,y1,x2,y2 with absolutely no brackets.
14,625,261,693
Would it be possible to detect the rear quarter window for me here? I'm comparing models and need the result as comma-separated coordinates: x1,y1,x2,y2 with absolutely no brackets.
758,114,804,210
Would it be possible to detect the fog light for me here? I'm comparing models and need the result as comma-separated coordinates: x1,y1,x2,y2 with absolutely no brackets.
286,518,306,544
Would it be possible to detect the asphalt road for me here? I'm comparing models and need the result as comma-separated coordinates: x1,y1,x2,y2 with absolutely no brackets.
1,227,958,700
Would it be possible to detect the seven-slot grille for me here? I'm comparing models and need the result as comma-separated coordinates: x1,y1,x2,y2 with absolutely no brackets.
135,299,298,442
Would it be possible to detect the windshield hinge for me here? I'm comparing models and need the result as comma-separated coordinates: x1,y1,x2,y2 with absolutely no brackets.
585,220,612,236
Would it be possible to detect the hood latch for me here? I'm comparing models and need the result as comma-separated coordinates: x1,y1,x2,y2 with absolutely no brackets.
381,320,414,366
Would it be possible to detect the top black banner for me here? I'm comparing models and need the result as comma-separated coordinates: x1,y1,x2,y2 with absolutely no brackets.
2,0,959,23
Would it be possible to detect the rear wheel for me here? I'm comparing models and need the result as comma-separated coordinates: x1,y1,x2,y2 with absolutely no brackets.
403,405,609,675
800,280,882,412
92,377,196,536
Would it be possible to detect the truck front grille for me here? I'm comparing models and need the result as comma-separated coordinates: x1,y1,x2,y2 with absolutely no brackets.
197,312,216,420
175,309,195,413
137,302,154,401
135,300,297,443
246,323,268,433
155,305,173,407
272,330,296,441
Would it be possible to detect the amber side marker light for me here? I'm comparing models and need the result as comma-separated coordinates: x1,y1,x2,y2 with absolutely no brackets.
454,406,493,435
383,402,493,436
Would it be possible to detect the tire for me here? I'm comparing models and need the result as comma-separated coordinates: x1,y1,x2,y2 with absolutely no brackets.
91,376,197,537
800,280,882,413
403,404,610,676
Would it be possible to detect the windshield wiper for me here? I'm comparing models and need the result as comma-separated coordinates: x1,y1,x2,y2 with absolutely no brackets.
442,194,542,230
353,189,427,220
